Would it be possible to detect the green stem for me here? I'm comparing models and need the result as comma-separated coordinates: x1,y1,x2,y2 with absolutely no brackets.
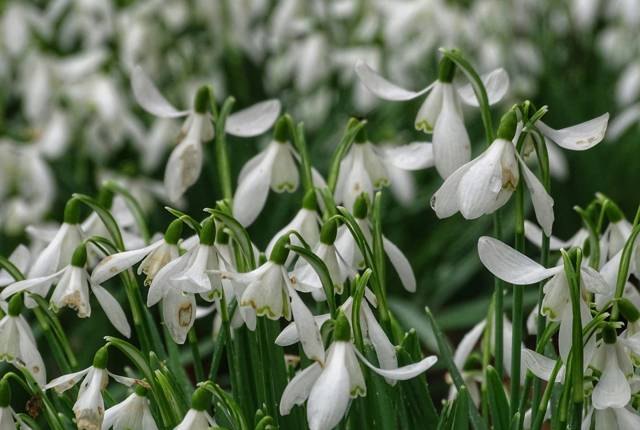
611,223,640,321
215,97,236,201
188,328,204,382
511,174,526,414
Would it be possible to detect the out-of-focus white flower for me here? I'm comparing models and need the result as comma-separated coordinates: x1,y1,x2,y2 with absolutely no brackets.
265,191,320,258
132,66,281,202
356,59,509,178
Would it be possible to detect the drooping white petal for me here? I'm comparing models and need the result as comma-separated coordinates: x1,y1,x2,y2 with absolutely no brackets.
270,144,300,193
233,144,278,226
164,116,204,203
91,240,163,285
580,267,611,295
225,100,281,137
15,317,47,386
0,268,64,300
612,406,640,430
0,245,30,286
362,304,397,384
73,368,105,430
307,342,351,430
91,283,131,337
430,162,471,218
131,66,188,118
536,113,609,151
592,344,631,409
286,274,325,363
432,84,471,178
415,83,444,133
276,315,331,347
457,68,510,107
279,363,322,415
382,236,416,292
45,367,90,393
354,347,437,380
107,372,138,387
355,60,433,101
240,263,287,320
380,142,434,171
517,153,555,236
522,349,561,381
477,236,562,284
162,289,196,344
524,220,572,250
453,320,486,370
147,248,194,306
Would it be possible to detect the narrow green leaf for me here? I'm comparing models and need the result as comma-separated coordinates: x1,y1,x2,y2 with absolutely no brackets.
486,366,510,430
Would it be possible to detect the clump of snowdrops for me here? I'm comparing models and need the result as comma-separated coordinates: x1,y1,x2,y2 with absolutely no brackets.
1,45,639,430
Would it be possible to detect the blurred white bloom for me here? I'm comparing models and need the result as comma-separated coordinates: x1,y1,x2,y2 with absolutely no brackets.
590,338,634,410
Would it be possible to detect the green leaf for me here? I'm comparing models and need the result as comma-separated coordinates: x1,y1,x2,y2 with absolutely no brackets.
289,244,338,318
103,180,152,243
202,382,249,430
206,208,256,269
486,366,510,430
327,118,367,192
72,193,125,250
165,206,203,235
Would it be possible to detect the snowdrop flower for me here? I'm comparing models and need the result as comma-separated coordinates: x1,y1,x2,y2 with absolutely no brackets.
431,110,555,235
102,385,158,430
46,346,137,430
219,236,325,362
0,380,28,429
279,312,437,430
2,244,131,338
232,117,300,227
132,66,281,202
265,191,320,258
290,220,353,301
535,112,609,152
356,58,509,178
335,195,416,292
91,219,184,287
171,217,224,301
477,236,609,358
581,404,640,430
0,294,46,386
174,387,216,430
590,329,634,410
0,245,30,287
23,199,84,299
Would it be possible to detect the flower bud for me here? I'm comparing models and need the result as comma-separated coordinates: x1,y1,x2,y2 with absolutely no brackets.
164,219,184,245
64,198,81,224
7,293,23,317
269,235,290,265
71,244,88,268
92,345,109,369
333,311,351,341
200,217,216,246
191,387,211,411
302,190,317,211
194,86,210,114
320,220,338,245
353,194,368,219
497,110,518,141
0,379,11,407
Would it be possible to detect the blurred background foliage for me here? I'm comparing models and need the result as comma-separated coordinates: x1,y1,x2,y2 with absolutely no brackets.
0,0,639,399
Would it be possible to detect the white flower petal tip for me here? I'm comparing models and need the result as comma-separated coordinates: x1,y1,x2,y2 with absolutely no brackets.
477,236,562,284
457,68,510,107
383,237,416,293
226,100,281,137
382,142,434,171
131,66,188,118
517,154,554,236
537,113,609,151
354,60,431,101
355,348,437,380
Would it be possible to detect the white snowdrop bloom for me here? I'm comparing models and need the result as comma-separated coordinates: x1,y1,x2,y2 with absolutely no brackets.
91,219,184,287
356,59,509,178
581,405,640,430
265,191,321,258
22,199,84,300
590,333,634,410
334,196,416,292
2,244,131,338
132,66,281,203
46,346,137,430
218,236,325,362
616,62,640,108
279,312,437,430
34,110,71,160
0,294,47,386
0,245,30,287
289,220,353,301
102,386,158,430
232,119,299,227
171,218,225,302
477,236,609,359
174,388,216,430
432,110,555,235
534,112,609,152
